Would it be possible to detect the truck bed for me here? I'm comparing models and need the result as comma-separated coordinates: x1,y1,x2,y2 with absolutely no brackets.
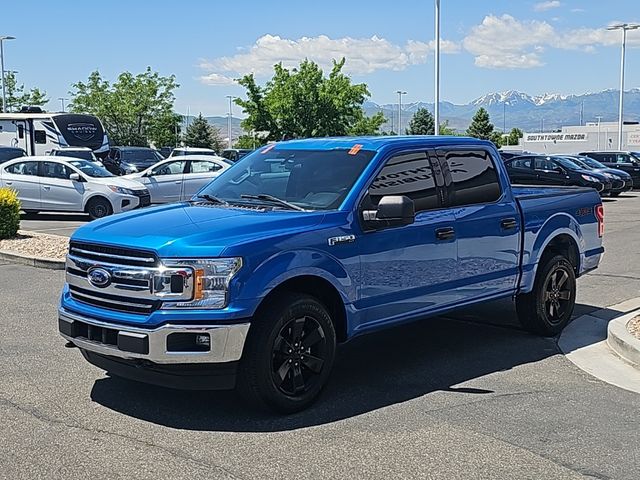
511,185,596,200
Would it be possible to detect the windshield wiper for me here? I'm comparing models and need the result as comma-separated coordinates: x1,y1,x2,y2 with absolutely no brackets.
240,194,306,211
192,194,229,206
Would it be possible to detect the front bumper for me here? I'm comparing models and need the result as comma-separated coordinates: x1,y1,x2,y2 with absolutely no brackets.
59,308,249,365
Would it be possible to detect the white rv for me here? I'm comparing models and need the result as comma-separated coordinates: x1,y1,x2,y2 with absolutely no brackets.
0,108,109,157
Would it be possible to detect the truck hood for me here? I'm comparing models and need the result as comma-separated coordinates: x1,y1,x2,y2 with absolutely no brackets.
71,202,325,258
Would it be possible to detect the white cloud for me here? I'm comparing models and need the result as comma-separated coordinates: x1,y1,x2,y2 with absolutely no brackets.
534,1,561,12
463,14,640,69
199,34,460,85
199,73,237,86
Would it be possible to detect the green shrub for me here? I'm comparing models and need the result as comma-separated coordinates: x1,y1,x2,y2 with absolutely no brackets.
0,188,21,239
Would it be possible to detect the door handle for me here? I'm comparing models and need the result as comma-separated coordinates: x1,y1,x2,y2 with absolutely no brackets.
435,227,455,241
42,186,51,191
5,181,12,185
500,218,517,230
174,181,182,184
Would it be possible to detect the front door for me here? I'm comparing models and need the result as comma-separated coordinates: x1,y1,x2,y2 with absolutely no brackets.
39,161,84,211
1,160,41,209
438,147,521,302
140,160,187,203
534,156,567,185
357,151,457,332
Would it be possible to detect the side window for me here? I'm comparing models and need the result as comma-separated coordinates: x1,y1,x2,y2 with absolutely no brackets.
113,150,121,161
190,160,221,173
41,162,72,179
510,158,532,169
34,130,47,144
17,125,24,139
441,149,501,207
368,152,439,212
617,154,629,163
151,160,185,176
5,161,39,176
534,157,556,171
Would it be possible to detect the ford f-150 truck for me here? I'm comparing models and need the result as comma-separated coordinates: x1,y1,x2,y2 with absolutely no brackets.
59,136,604,413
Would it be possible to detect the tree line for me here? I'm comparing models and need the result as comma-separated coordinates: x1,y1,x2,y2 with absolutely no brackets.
1,60,523,149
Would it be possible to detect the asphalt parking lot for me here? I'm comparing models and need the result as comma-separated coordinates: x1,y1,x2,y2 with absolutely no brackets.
2,193,640,479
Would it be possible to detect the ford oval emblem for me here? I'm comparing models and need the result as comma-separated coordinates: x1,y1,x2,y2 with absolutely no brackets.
87,267,111,288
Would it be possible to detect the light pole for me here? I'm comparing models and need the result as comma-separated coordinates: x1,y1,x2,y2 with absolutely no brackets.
596,115,603,150
434,0,441,135
608,23,640,150
0,35,16,113
226,95,235,148
58,97,68,113
503,102,506,134
396,90,406,135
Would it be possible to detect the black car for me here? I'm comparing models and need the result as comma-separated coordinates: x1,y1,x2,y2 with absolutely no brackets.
578,151,640,187
562,155,633,196
221,148,253,163
498,150,535,161
102,147,164,175
0,146,27,164
504,155,609,193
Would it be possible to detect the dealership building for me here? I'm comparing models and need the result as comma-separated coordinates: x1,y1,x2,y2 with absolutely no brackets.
516,121,640,154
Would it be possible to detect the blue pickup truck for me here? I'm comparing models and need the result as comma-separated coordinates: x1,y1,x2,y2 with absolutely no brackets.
59,136,604,413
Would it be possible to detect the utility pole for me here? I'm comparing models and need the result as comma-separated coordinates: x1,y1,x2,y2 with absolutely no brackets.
0,35,16,113
226,95,235,149
58,97,68,113
596,115,603,150
580,101,584,126
434,0,441,135
396,90,407,135
608,23,640,150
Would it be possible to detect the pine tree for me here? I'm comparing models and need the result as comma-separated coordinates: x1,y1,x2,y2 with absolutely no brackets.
466,107,495,140
184,114,223,151
406,108,435,135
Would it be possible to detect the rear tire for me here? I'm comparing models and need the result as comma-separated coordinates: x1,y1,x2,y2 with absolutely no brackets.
237,293,336,414
22,210,39,218
610,192,621,197
516,254,576,336
86,197,113,220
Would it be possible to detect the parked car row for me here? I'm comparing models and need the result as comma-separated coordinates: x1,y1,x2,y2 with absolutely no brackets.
502,150,640,197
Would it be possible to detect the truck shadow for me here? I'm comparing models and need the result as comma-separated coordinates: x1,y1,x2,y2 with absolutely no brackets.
89,300,611,432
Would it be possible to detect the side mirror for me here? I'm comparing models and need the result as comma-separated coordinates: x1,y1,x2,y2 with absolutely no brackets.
552,167,564,174
69,173,81,182
364,195,415,229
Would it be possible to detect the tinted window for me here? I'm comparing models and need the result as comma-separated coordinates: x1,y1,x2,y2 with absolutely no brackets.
368,152,439,212
151,161,186,176
0,148,26,163
616,154,631,164
42,162,72,179
5,161,39,176
34,130,47,144
534,157,557,171
441,149,501,206
190,160,222,173
509,157,532,169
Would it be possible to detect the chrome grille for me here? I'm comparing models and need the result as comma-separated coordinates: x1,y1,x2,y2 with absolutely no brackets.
66,242,195,314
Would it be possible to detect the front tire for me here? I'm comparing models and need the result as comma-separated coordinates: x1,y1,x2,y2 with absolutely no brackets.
516,254,576,336
610,191,621,197
237,293,336,413
86,197,113,220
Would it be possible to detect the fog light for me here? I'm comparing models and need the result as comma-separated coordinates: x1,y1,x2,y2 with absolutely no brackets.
195,334,210,347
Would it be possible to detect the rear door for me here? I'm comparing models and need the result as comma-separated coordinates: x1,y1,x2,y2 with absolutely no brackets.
39,161,84,211
1,161,41,209
437,147,521,301
182,159,225,200
139,159,187,203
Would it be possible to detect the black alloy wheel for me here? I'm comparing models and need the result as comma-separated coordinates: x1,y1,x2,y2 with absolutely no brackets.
542,267,572,324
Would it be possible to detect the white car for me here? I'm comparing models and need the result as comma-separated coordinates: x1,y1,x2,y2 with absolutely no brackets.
169,147,217,157
125,154,230,204
0,156,150,219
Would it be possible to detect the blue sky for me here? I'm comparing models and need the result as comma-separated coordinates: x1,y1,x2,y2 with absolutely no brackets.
2,0,639,116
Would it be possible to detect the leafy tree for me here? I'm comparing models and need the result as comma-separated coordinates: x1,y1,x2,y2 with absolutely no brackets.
235,59,383,141
0,72,48,112
184,114,223,151
406,108,435,135
466,107,495,140
69,68,181,146
506,127,523,146
349,111,386,135
438,120,457,136
490,131,504,148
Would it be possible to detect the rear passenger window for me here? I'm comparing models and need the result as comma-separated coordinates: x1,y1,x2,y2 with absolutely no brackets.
41,162,72,179
368,152,439,212
440,149,501,206
5,161,39,176
190,160,221,173
510,158,531,169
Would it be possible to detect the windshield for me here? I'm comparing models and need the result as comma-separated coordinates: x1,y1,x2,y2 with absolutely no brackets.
197,147,375,210
55,150,96,162
122,150,163,164
560,156,590,169
577,156,605,169
0,148,25,163
554,157,584,171
68,160,114,178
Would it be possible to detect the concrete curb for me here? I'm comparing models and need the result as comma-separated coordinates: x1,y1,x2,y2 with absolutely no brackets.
607,310,640,368
0,250,65,270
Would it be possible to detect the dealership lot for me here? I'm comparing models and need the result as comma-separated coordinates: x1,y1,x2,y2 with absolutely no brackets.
2,193,640,479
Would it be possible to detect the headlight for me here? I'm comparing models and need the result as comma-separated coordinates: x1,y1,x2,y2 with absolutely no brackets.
161,258,242,309
581,174,600,183
602,173,613,179
107,185,136,195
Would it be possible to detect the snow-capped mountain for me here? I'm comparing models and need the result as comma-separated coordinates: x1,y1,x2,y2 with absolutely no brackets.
366,88,640,133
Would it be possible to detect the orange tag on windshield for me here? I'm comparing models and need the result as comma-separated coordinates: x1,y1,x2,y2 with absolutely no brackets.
261,144,276,154
348,144,363,155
